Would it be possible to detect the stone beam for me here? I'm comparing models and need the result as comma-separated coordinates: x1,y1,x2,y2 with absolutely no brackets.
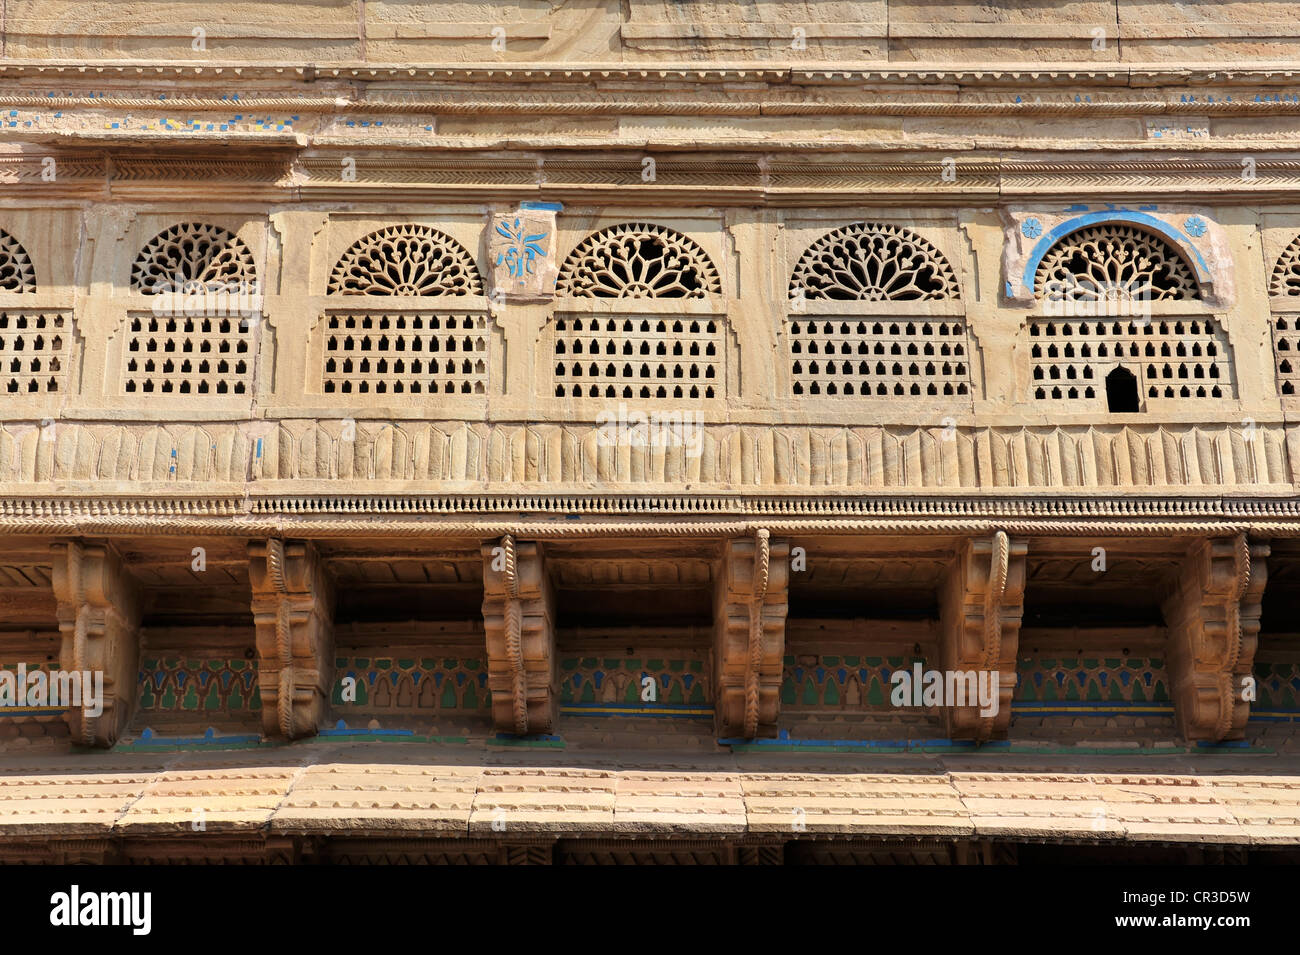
249,540,335,741
481,536,557,735
714,530,790,739
1163,535,1269,742
938,532,1028,741
50,541,141,748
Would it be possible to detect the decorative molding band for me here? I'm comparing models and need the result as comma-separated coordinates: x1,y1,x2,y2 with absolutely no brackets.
12,155,1300,203
10,96,1300,119
3,494,1300,538
0,421,1288,492
1,63,1300,88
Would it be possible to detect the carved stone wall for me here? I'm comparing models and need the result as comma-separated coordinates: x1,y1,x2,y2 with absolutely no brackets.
5,2,1300,64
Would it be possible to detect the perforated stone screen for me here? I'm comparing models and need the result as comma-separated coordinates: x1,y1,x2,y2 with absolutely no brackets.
788,318,970,397
322,312,488,395
1271,315,1300,396
0,311,69,394
123,314,254,395
552,315,720,399
1029,318,1230,402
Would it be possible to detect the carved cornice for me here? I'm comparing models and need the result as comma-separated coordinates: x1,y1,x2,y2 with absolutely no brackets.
3,62,1300,88
3,493,1300,538
5,65,1300,119
8,153,1300,203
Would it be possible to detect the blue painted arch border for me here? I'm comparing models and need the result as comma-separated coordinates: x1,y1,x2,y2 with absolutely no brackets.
1020,211,1211,298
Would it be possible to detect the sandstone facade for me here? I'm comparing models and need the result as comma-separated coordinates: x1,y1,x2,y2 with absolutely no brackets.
2,0,1300,864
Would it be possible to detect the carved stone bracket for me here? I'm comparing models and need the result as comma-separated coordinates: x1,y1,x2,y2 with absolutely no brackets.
249,540,335,740
50,541,141,748
938,531,1028,741
714,529,790,739
1163,535,1269,741
481,535,557,735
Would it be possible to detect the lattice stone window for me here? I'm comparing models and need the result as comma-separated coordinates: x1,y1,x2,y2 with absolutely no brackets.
555,223,721,298
323,313,488,395
1270,236,1300,298
329,225,483,296
1034,225,1201,301
785,223,968,398
1271,316,1300,395
789,223,960,302
0,312,69,393
131,223,257,294
1028,318,1230,402
0,230,36,293
552,315,720,399
124,314,253,395
789,319,969,397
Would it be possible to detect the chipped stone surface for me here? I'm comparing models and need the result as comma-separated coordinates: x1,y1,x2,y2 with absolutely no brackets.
2,746,1298,845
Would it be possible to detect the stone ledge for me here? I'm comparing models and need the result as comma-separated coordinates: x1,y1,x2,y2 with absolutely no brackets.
1,748,1298,844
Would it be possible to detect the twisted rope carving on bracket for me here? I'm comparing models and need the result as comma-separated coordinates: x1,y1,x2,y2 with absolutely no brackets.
982,530,1010,671
743,529,771,739
73,614,93,747
1216,533,1252,739
264,540,296,739
502,534,519,598
498,534,530,735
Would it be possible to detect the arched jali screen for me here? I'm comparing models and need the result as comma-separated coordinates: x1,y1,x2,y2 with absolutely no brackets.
552,223,723,398
0,229,36,293
125,223,258,396
328,224,484,297
555,222,721,299
1269,235,1300,396
1033,223,1201,302
1026,223,1227,408
323,225,487,396
786,222,969,397
0,228,66,396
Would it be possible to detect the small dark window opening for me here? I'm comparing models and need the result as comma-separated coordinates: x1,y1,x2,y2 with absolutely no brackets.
1105,366,1140,413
